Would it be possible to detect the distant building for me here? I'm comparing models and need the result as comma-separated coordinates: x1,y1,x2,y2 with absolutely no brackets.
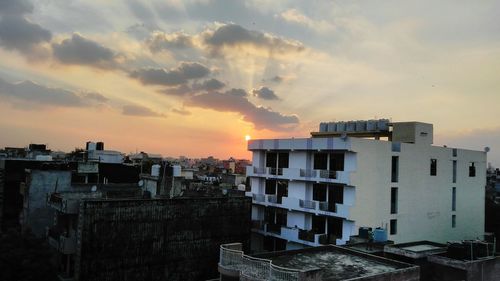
85,141,123,164
246,120,486,251
47,190,251,281
218,242,420,281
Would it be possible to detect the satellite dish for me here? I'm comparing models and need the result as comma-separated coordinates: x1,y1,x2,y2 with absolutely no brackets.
138,180,144,187
485,147,490,153
91,185,97,192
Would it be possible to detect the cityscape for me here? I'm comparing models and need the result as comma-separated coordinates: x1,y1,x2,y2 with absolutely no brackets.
1,1,500,281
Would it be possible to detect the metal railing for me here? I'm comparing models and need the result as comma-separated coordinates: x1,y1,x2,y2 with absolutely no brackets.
319,170,337,179
266,223,282,235
299,199,316,209
299,169,316,177
254,167,266,174
319,201,336,212
269,168,283,176
267,195,278,204
252,220,265,231
252,193,266,202
220,245,300,281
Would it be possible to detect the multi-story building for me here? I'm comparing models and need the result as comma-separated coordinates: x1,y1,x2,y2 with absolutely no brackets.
247,120,487,251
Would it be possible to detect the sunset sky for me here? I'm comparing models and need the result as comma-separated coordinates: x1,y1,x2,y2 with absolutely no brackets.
0,0,499,165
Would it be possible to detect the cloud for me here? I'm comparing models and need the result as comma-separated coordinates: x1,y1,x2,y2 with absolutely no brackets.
130,62,210,86
122,104,164,118
278,9,335,33
252,86,279,100
52,33,118,68
186,88,299,130
202,23,304,55
0,77,107,108
171,107,191,115
269,75,283,83
147,31,194,52
192,78,226,91
0,0,51,60
80,91,109,103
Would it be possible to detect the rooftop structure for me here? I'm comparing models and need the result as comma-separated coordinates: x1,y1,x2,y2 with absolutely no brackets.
218,242,419,281
246,120,486,251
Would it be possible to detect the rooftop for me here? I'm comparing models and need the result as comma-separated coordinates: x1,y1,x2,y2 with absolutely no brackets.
384,241,447,259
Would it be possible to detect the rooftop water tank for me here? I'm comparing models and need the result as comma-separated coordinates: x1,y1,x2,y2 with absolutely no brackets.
87,142,96,151
96,142,104,151
327,122,336,132
319,122,328,132
373,228,388,242
377,119,389,131
358,227,372,239
355,121,366,131
151,164,161,177
336,121,346,132
366,120,377,131
173,165,181,177
346,121,356,132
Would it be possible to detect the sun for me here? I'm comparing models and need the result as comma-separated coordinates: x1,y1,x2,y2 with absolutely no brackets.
245,135,251,141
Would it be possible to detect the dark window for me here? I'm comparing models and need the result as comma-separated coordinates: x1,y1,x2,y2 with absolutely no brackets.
276,180,288,203
314,153,328,170
452,187,456,211
391,156,399,182
265,179,276,195
313,184,327,201
391,187,398,214
275,208,287,225
390,219,397,235
264,207,276,224
278,153,289,168
452,160,457,183
266,152,277,168
452,148,457,157
329,153,344,171
469,162,476,177
392,142,401,152
452,215,456,228
312,215,326,233
430,159,437,176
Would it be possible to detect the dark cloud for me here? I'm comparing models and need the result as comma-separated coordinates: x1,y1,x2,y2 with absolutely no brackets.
192,78,226,92
0,77,108,108
122,104,164,118
0,0,33,16
0,16,52,54
203,23,304,55
270,75,284,83
252,86,279,100
171,108,191,115
52,33,118,68
130,62,210,86
186,88,298,130
147,31,194,53
80,91,109,103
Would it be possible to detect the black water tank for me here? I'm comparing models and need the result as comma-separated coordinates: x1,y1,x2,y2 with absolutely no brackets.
96,142,104,150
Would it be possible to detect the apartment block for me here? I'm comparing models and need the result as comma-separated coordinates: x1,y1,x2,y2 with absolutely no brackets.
247,120,486,251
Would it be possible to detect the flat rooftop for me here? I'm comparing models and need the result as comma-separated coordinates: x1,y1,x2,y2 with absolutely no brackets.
270,250,399,280
384,241,447,259
252,245,418,281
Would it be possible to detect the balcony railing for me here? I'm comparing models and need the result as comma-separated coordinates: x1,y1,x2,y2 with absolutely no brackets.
268,167,284,176
267,223,282,235
299,169,316,177
299,199,316,209
298,229,321,243
252,193,266,202
254,167,266,174
318,233,338,245
219,244,301,281
252,220,265,231
319,201,337,212
319,170,337,179
267,195,278,204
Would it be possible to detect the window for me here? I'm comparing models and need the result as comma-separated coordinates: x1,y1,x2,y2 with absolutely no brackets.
329,153,345,171
452,148,457,157
430,159,437,176
391,156,399,182
278,153,289,169
265,179,277,195
452,215,456,228
266,152,277,168
452,160,457,183
390,187,398,214
390,219,397,235
452,187,456,211
314,153,328,170
392,142,401,152
469,162,476,177
313,184,327,201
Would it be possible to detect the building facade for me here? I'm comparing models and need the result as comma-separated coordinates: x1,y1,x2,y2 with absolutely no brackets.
247,121,486,251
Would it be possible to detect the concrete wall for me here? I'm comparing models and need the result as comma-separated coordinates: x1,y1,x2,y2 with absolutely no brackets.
22,170,72,236
350,137,486,243
75,196,252,281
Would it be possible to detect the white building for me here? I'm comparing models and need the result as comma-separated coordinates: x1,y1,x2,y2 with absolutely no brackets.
247,120,486,252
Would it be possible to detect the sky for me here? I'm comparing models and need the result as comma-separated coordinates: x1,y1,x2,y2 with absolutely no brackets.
0,0,499,165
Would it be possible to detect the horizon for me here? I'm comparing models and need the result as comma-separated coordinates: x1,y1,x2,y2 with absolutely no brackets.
1,0,499,166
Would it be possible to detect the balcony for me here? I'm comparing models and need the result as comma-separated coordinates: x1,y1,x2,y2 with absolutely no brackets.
299,199,316,209
47,227,77,254
252,193,266,203
266,223,282,235
281,197,350,219
247,166,351,185
46,193,80,214
251,220,265,231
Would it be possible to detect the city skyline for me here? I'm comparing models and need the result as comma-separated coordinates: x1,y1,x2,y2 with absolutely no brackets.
1,0,499,165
